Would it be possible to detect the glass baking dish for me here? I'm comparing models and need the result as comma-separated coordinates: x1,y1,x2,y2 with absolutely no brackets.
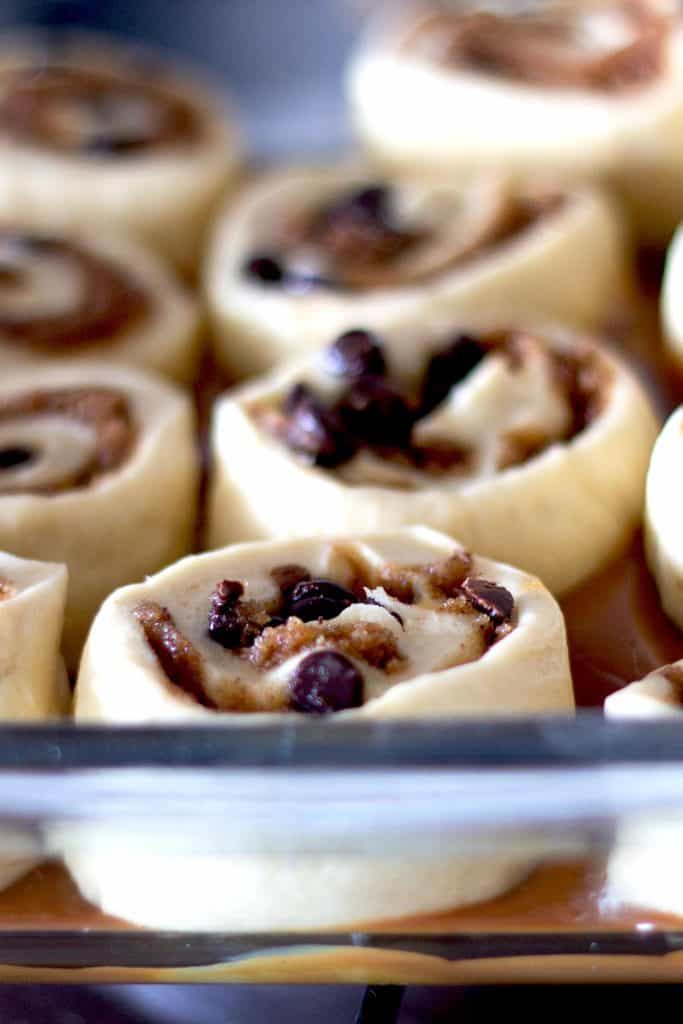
1,0,682,993
0,716,681,985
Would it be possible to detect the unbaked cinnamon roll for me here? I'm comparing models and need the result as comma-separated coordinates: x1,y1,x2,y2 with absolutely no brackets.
348,0,683,243
0,227,200,383
206,166,624,379
605,661,683,919
0,550,68,720
0,551,68,892
0,362,198,669
660,224,683,372
642,406,683,632
208,320,657,596
0,36,240,274
61,526,573,929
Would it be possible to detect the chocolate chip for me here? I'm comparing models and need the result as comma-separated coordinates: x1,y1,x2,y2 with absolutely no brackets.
324,329,387,379
242,253,284,285
338,377,415,447
283,383,310,416
207,579,261,649
420,334,486,415
270,563,311,597
287,578,359,622
289,650,363,713
285,386,358,467
0,446,33,470
325,184,391,225
461,577,514,625
82,133,149,155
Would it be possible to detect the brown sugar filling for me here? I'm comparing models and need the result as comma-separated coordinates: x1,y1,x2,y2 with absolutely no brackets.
248,618,405,673
0,64,201,155
275,187,564,292
403,1,668,92
0,387,135,493
133,601,215,709
0,577,14,601
0,233,151,349
131,551,515,712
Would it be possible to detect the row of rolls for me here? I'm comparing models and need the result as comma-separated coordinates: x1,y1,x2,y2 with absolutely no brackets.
1,5,683,929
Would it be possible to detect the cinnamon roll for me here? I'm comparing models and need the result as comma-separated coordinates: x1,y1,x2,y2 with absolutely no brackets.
206,167,624,379
0,227,200,383
642,406,683,631
348,0,683,243
605,663,683,919
0,551,67,891
0,36,240,274
660,224,683,371
0,362,198,668
0,550,68,720
61,526,573,929
208,320,657,596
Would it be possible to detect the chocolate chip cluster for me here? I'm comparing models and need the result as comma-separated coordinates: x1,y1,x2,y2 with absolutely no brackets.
279,329,485,470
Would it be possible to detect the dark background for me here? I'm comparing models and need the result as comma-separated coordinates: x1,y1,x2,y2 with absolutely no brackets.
0,0,678,1018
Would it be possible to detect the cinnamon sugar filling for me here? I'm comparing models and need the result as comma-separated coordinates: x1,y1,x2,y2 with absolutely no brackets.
402,1,668,92
0,64,201,155
0,233,150,349
0,387,135,493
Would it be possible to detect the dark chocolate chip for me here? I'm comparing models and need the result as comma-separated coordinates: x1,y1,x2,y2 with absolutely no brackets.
289,650,363,713
285,387,358,468
338,376,415,447
287,578,359,622
82,133,149,155
420,334,486,415
207,579,260,649
461,577,514,625
214,579,244,606
283,383,311,415
324,329,387,379
0,446,34,470
242,253,284,285
326,184,391,224
270,563,311,597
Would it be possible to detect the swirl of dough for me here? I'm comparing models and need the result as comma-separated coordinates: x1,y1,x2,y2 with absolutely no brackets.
58,527,572,930
206,166,625,379
348,0,683,243
0,36,240,274
0,227,199,382
208,319,658,596
0,362,198,669
0,551,67,891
